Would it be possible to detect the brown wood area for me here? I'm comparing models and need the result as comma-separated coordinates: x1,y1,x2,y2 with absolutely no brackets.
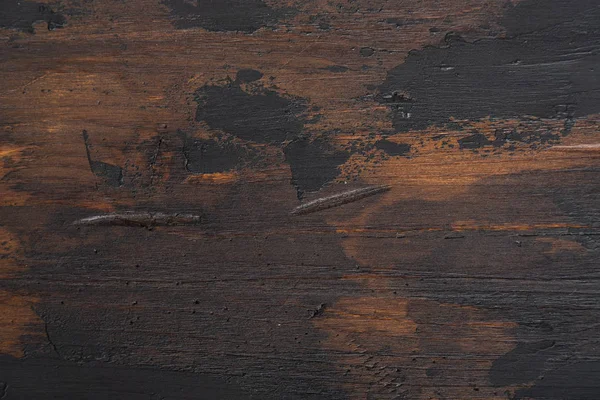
1,0,600,398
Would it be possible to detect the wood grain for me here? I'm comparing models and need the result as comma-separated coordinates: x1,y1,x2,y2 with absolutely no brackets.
1,0,599,398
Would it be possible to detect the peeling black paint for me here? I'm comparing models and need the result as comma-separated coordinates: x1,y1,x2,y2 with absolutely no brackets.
374,140,411,156
378,0,600,132
162,0,294,32
180,130,245,174
284,138,350,199
82,130,123,187
489,340,555,386
194,82,306,144
0,0,66,32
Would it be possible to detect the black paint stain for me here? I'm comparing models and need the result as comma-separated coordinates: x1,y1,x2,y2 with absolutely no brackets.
284,138,350,199
162,0,294,32
180,130,245,174
385,18,405,28
513,361,600,400
87,162,123,187
0,1,66,32
492,127,561,147
500,0,600,37
359,47,374,57
385,18,428,29
82,130,123,187
322,65,349,73
378,0,600,132
318,21,331,31
194,83,306,144
457,133,490,149
375,139,411,156
450,125,563,152
489,340,555,386
194,75,349,194
235,69,263,83
492,129,526,147
0,355,249,399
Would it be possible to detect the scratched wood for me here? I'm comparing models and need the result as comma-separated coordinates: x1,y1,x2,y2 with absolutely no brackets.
1,0,600,398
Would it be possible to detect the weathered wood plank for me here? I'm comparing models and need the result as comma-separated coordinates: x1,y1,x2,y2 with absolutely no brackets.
1,0,599,398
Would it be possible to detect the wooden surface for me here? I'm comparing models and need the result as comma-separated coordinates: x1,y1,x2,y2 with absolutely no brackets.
1,0,600,398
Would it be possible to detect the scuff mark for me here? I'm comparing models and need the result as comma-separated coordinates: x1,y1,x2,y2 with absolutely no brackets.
73,212,201,228
291,185,391,216
549,144,600,151
309,303,326,319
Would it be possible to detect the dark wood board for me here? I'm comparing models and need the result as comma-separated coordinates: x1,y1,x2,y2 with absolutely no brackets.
1,0,600,398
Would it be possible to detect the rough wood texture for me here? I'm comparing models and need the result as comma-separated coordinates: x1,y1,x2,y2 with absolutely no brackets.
1,0,599,398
